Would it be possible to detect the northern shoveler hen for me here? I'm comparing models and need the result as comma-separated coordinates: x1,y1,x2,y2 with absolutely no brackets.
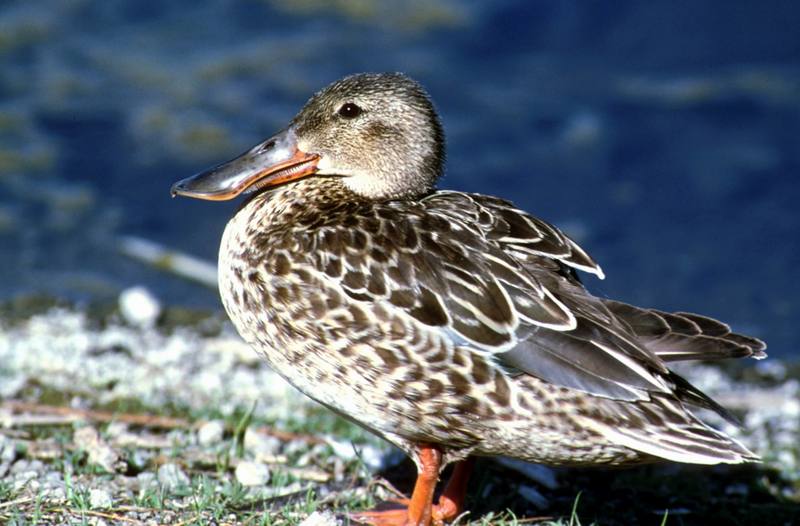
172,73,766,525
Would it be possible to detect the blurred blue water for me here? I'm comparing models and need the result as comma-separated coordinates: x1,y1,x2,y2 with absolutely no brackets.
1,0,798,356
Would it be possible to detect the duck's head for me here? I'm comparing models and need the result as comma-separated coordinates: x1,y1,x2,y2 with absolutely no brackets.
171,73,444,202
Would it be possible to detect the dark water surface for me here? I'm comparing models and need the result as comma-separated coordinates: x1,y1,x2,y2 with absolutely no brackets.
1,1,798,356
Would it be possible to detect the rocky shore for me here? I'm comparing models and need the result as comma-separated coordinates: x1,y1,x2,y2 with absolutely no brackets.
0,290,797,525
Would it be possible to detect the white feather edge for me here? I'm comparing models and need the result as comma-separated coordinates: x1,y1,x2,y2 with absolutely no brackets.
581,419,756,465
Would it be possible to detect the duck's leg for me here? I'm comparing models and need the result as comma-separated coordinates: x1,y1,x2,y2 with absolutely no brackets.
351,444,442,526
431,457,474,524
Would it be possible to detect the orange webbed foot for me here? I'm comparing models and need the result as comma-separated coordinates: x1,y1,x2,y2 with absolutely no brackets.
350,498,464,526
349,501,414,526
351,448,474,526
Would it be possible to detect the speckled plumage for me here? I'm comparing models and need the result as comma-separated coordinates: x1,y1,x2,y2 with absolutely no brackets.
219,173,764,468
174,72,766,523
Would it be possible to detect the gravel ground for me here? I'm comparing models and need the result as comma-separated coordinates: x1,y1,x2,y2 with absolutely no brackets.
0,289,798,525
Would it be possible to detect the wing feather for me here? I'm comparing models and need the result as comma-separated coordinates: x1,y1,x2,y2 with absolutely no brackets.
305,190,764,419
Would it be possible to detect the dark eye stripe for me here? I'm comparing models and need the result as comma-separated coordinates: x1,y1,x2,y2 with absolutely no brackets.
338,102,363,119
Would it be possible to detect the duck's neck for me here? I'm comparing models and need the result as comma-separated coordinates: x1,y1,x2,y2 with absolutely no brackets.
234,176,368,232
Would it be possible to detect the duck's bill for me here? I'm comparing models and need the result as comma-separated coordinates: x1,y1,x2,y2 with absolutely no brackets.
170,128,320,201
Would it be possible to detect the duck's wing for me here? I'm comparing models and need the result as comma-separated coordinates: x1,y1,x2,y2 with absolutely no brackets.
430,191,606,280
418,192,765,378
415,192,676,400
310,191,759,417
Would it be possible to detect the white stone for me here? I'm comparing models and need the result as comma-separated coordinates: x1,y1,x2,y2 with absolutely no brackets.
197,420,225,446
0,435,15,462
105,422,128,438
298,511,341,526
43,485,66,502
782,398,800,418
157,463,189,489
89,488,113,509
324,438,385,470
74,426,121,473
137,471,157,486
244,428,282,457
755,360,786,381
235,461,270,486
119,286,161,328
0,373,25,397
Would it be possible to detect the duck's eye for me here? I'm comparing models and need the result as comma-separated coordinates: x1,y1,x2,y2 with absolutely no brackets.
337,102,362,119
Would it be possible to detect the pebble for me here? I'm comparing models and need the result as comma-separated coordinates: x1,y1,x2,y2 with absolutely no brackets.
244,428,282,457
105,422,129,438
298,511,341,526
783,398,800,418
0,372,26,398
235,460,270,486
323,440,390,471
12,470,41,492
44,484,66,501
282,438,309,458
90,488,113,509
324,437,356,462
0,434,16,463
10,459,44,475
157,463,190,490
756,360,787,381
119,286,161,328
74,426,122,473
136,471,158,492
197,420,225,446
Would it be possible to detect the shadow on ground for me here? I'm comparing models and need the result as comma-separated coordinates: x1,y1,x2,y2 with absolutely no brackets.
377,457,799,525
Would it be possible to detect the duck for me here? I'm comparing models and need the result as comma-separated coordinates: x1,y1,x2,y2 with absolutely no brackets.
171,72,767,526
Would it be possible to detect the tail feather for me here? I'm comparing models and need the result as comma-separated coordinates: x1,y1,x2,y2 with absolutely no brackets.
667,371,740,426
597,422,759,465
603,300,767,362
582,395,760,465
